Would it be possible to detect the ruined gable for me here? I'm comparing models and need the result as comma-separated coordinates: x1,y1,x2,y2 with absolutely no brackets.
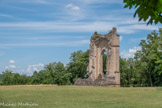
75,27,120,87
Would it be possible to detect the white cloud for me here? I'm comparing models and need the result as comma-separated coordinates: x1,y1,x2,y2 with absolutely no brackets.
5,66,9,69
66,4,80,10
0,36,85,42
0,40,89,47
0,14,16,19
20,0,49,4
0,21,159,34
121,47,141,58
9,65,16,68
80,0,122,4
34,0,49,4
27,65,32,73
120,36,123,41
33,67,39,72
5,65,16,69
5,64,17,69
32,64,44,67
0,13,23,20
9,60,15,64
27,63,44,73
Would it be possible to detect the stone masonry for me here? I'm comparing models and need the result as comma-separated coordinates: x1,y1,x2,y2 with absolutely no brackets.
75,27,120,87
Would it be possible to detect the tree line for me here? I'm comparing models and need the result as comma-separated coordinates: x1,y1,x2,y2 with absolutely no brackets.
120,28,162,86
0,29,161,86
0,50,89,85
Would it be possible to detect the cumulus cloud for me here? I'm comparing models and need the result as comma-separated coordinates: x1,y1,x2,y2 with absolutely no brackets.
27,63,44,73
5,65,16,69
9,60,15,64
9,65,16,68
121,47,141,58
66,4,80,10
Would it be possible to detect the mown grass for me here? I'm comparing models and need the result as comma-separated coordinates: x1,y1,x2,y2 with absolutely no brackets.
0,85,162,108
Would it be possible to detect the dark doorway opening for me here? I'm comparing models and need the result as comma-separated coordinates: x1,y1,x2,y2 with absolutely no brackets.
103,51,107,76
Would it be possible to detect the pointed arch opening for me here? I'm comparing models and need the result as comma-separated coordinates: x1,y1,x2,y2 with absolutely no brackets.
101,50,108,76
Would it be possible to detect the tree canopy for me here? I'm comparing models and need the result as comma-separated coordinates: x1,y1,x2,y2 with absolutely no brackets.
134,28,162,86
124,0,162,24
66,50,89,83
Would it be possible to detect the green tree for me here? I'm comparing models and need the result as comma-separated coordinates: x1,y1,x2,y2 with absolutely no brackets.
1,70,13,85
120,57,138,86
1,70,32,85
66,50,89,83
31,62,71,85
124,0,162,24
31,71,41,84
48,62,71,85
0,74,2,85
12,73,20,85
134,28,162,86
120,57,129,86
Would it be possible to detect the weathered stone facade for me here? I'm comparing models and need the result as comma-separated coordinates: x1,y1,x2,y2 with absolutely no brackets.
75,27,120,87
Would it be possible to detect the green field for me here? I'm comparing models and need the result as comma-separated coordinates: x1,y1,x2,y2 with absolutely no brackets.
0,85,162,108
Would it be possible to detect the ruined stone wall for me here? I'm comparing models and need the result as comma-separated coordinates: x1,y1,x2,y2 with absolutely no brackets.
75,27,120,86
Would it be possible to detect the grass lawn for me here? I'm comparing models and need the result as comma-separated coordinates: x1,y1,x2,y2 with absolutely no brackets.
0,85,162,108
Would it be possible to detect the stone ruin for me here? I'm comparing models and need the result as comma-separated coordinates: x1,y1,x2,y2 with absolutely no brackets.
75,27,120,87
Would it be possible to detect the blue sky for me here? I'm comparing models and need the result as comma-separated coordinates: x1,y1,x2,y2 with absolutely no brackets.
0,0,161,75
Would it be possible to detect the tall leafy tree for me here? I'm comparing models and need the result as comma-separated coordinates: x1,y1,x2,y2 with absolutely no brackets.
66,50,89,83
1,70,13,85
120,57,140,86
50,62,71,85
134,28,162,86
